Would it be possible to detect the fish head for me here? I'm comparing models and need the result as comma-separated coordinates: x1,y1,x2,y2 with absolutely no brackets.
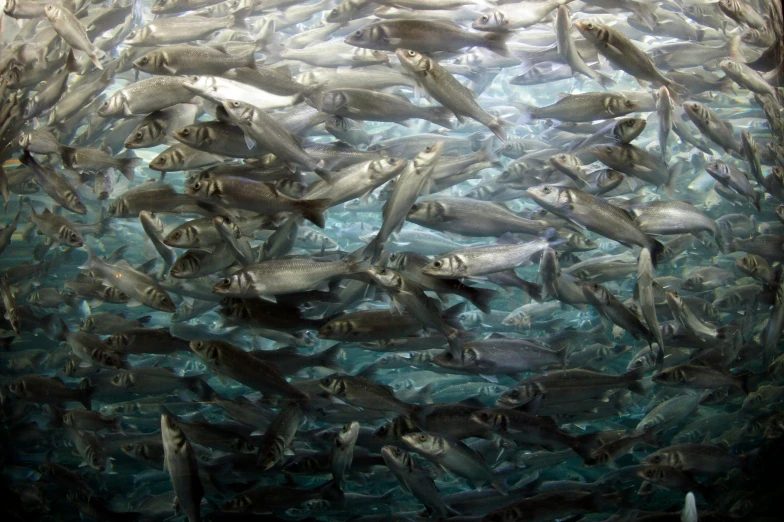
170,251,200,278
353,48,388,64
608,95,640,115
320,90,348,113
97,92,125,118
472,10,509,32
318,374,346,396
221,99,253,124
110,371,133,388
386,252,408,271
407,200,443,222
550,153,581,172
43,5,62,21
222,495,252,513
132,51,160,74
614,118,646,143
565,233,597,252
395,49,429,75
366,266,403,290
8,379,25,397
325,115,347,133
171,125,199,147
680,274,702,291
683,101,708,123
190,340,219,364
372,157,406,180
104,333,131,353
380,445,410,469
344,25,383,49
401,431,439,454
525,185,566,212
186,177,221,201
421,254,463,278
433,349,464,370
412,142,443,173
573,20,603,42
62,227,83,248
637,465,666,483
651,366,685,386
213,273,246,297
337,421,360,445
470,409,503,430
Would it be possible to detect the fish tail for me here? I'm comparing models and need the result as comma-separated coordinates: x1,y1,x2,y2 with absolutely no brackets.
65,50,80,74
487,117,507,143
317,343,343,371
77,379,95,411
298,198,330,228
752,191,762,212
78,248,102,272
231,6,251,30
647,237,665,268
596,72,616,89
314,165,332,184
428,106,455,130
490,478,509,495
483,31,510,57
119,153,142,182
681,492,698,522
89,52,104,71
466,287,498,315
634,1,659,31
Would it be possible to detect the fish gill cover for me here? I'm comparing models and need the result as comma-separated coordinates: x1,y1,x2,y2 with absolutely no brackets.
0,0,783,520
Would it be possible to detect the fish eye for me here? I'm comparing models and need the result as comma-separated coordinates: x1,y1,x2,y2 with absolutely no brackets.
354,30,362,37
443,352,453,360
625,100,634,107
192,341,203,349
418,434,427,441
626,120,635,127
393,447,401,455
190,75,198,82
543,187,551,193
193,182,201,190
585,22,593,29
220,278,231,286
140,57,148,64
407,50,416,56
182,129,189,136
433,260,442,268
481,15,488,22
71,233,78,241
135,131,143,139
157,157,166,164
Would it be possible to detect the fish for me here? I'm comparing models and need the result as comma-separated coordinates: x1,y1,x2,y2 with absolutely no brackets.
1,0,782,519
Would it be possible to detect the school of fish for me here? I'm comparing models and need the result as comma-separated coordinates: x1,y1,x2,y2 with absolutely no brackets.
0,0,783,520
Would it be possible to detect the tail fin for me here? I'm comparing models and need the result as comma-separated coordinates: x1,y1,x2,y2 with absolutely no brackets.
681,492,698,522
230,6,251,30
596,72,616,89
298,198,330,228
314,166,332,184
625,366,646,395
466,287,498,314
647,237,665,268
77,378,95,411
483,31,509,57
428,106,455,130
316,343,343,371
633,1,659,31
119,153,142,182
487,118,507,143
490,478,509,495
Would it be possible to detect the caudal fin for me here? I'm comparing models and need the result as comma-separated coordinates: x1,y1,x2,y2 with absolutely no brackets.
77,379,95,411
647,237,665,268
298,198,331,228
483,31,510,57
119,154,142,181
316,343,343,372
466,287,498,314
230,6,251,30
